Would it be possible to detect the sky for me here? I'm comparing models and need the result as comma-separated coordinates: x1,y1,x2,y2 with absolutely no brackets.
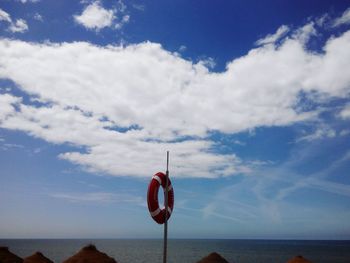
0,0,350,240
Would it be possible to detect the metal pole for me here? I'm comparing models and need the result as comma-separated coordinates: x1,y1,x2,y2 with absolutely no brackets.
163,151,169,263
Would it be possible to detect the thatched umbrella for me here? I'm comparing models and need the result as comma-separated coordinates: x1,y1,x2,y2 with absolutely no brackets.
23,251,53,263
196,252,229,263
62,244,117,263
0,246,23,263
286,255,313,263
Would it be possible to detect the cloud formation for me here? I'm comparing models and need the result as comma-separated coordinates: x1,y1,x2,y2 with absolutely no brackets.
74,1,129,31
0,8,11,23
51,192,143,204
33,13,43,22
256,25,289,45
0,8,28,33
333,7,350,27
8,18,28,33
296,126,336,142
74,1,115,30
17,0,40,3
0,14,350,178
339,104,350,119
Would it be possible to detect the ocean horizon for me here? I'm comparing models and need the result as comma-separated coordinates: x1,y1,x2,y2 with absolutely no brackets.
1,239,350,263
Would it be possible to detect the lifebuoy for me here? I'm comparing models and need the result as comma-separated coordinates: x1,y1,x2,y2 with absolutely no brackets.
147,172,174,224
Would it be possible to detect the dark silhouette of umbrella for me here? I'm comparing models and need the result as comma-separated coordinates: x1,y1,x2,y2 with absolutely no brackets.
286,255,313,263
62,244,117,263
0,246,23,263
196,252,230,263
23,251,53,263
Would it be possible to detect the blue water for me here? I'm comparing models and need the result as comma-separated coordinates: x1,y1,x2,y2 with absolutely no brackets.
1,239,350,263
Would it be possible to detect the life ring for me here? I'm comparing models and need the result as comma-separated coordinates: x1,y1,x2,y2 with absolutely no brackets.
147,172,174,224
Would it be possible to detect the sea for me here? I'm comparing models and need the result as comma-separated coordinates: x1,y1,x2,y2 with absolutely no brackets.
1,239,350,263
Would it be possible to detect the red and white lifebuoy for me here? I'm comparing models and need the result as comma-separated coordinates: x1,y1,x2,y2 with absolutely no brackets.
147,172,174,224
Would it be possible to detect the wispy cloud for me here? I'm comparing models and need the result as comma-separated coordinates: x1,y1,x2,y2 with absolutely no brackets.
262,147,350,201
296,125,336,142
0,143,25,151
339,104,350,119
51,192,144,205
0,8,28,33
201,141,350,226
33,13,43,22
255,25,289,45
132,4,145,11
233,140,246,146
178,45,187,53
307,178,350,197
0,8,11,23
201,203,245,223
8,19,28,33
17,0,40,3
333,7,350,27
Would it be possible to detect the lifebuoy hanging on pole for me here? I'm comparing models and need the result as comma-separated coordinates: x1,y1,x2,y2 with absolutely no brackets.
147,172,174,224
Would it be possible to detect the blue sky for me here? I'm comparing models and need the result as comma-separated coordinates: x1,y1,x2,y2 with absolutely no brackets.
1,0,350,239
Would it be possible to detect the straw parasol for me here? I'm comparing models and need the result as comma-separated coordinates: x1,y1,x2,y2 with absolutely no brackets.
286,255,313,263
62,244,117,263
23,251,53,263
196,252,230,263
0,246,23,263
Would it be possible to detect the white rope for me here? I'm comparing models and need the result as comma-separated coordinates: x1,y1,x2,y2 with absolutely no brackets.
152,175,162,185
150,208,161,217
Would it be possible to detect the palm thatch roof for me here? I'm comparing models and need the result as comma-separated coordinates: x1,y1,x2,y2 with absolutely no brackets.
286,255,313,263
0,246,23,263
196,252,230,263
62,244,117,263
23,251,53,263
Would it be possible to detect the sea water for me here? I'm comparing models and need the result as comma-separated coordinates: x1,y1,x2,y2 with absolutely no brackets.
1,239,350,263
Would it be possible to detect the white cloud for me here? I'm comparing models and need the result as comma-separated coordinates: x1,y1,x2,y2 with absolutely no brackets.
0,9,28,33
0,143,24,151
8,19,28,33
339,104,350,119
0,93,21,120
115,14,129,30
0,8,12,23
179,45,187,52
33,147,42,154
200,57,216,69
0,93,246,178
296,126,336,142
122,14,129,23
293,22,317,44
132,4,145,11
0,18,350,178
116,0,127,13
33,13,43,21
51,192,144,204
233,140,245,146
316,14,330,27
74,1,115,30
333,8,350,27
340,129,350,136
18,0,40,3
307,178,350,198
74,1,130,31
255,25,289,45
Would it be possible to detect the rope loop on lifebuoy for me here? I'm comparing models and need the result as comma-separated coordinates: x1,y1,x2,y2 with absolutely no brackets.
147,172,174,224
